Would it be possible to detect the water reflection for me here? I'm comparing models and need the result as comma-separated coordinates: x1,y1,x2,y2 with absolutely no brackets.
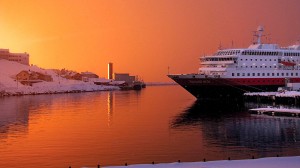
172,101,300,156
172,101,245,127
106,90,143,126
107,91,114,126
0,93,96,140
0,90,143,141
0,86,300,168
0,97,30,140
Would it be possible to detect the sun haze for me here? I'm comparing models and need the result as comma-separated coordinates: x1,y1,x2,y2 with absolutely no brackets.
1,0,300,82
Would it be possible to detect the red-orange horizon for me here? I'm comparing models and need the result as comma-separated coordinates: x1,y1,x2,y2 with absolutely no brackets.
1,0,300,82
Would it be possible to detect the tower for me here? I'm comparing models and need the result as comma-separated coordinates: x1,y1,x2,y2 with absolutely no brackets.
108,62,113,80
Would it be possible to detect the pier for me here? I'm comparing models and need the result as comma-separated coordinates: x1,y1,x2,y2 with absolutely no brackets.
249,106,300,117
244,91,300,104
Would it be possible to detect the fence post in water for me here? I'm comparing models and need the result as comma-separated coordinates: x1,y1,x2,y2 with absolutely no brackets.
98,164,100,168
203,158,206,162
178,160,181,163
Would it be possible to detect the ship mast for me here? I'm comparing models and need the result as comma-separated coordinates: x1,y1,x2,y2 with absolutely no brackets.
254,25,264,44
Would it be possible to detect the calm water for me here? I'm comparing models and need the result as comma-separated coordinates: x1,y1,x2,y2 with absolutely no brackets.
0,85,300,168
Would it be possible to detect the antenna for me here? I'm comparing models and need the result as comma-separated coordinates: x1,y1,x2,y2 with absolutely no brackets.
252,31,256,44
265,33,271,43
218,41,222,50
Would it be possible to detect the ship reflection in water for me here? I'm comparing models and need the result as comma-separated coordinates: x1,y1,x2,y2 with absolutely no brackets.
171,101,300,157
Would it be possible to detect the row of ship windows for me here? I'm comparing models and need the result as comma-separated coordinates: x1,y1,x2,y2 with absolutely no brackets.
214,50,300,56
240,58,277,61
241,51,280,56
237,66,278,68
284,53,300,56
204,58,297,62
241,51,300,56
203,58,237,61
215,50,241,56
209,65,284,68
240,58,297,62
232,72,299,77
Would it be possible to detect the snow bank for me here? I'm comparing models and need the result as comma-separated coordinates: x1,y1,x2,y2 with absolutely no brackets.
83,156,300,168
0,59,119,96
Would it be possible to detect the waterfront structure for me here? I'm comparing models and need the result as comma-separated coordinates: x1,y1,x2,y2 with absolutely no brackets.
108,62,113,80
15,70,53,86
81,71,99,82
16,70,31,81
81,72,99,78
114,73,136,85
168,26,300,100
16,70,53,82
0,49,29,65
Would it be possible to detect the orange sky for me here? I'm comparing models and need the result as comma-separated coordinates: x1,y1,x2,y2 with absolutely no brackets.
1,0,300,82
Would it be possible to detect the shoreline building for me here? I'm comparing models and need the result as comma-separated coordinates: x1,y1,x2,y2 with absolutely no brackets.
107,62,141,87
108,62,113,80
114,73,136,86
0,49,29,65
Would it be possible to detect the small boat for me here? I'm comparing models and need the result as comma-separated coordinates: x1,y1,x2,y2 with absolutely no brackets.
133,81,142,90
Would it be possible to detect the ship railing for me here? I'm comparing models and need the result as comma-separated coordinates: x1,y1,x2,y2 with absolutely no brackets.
200,61,235,65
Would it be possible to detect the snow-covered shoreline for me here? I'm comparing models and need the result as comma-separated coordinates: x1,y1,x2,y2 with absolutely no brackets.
0,82,119,96
0,59,119,96
86,156,300,168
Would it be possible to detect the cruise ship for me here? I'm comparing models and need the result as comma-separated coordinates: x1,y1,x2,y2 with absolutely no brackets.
168,26,300,100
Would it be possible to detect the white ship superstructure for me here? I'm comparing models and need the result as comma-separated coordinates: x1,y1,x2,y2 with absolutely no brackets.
168,26,300,100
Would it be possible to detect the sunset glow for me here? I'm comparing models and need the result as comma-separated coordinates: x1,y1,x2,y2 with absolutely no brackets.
1,0,300,82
